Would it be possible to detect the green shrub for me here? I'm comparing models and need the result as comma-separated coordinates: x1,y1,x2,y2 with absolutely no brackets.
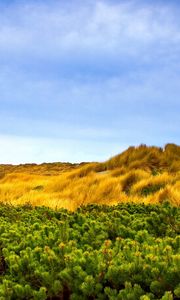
0,203,179,299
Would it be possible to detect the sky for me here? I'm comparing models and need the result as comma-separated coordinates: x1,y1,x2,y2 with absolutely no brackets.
0,0,179,164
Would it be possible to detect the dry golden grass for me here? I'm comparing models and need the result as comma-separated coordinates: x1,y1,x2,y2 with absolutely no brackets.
0,144,179,209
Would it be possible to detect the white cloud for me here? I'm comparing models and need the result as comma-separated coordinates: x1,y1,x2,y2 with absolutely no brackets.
0,0,179,60
0,0,179,163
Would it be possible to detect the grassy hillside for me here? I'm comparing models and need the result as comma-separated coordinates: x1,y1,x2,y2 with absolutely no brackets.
0,144,180,299
0,144,179,210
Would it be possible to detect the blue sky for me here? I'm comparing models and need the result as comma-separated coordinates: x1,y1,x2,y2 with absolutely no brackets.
0,0,179,163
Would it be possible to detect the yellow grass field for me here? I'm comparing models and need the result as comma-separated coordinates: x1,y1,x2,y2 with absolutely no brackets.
0,144,179,210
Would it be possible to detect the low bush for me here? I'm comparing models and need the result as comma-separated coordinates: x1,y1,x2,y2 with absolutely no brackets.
0,202,179,299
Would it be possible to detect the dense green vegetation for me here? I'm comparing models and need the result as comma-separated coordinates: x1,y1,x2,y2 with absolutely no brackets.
0,202,180,299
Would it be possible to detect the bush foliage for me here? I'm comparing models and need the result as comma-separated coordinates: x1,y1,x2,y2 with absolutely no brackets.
0,202,179,299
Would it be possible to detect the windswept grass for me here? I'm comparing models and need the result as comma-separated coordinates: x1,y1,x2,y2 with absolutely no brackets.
0,144,179,209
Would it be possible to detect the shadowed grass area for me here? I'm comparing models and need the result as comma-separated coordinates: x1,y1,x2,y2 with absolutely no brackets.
0,144,179,210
